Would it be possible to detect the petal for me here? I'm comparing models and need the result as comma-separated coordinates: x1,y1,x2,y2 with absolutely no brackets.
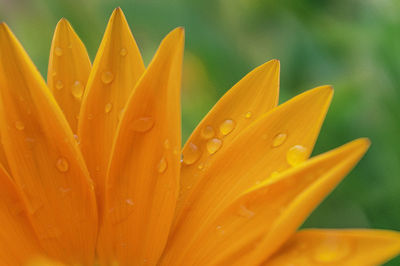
0,23,97,264
160,138,369,265
176,59,279,217
166,85,333,257
47,18,91,132
96,28,184,265
0,165,43,265
78,8,145,210
266,229,400,266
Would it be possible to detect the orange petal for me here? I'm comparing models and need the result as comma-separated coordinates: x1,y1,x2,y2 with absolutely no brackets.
0,165,43,265
160,138,369,265
166,85,333,257
47,18,91,132
0,23,97,264
266,229,400,266
96,27,184,266
78,8,145,210
176,59,279,217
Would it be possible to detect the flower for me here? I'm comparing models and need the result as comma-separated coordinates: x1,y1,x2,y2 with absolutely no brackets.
0,7,398,266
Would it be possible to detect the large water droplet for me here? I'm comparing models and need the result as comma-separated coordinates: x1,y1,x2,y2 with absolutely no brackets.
207,138,222,154
312,237,351,263
54,47,63,56
286,145,308,166
201,125,215,139
237,204,255,218
219,119,236,136
120,48,128,56
71,81,84,99
101,71,114,84
182,142,200,165
55,80,64,90
272,133,287,147
15,121,25,130
131,117,154,132
157,157,167,173
104,103,113,114
56,157,69,172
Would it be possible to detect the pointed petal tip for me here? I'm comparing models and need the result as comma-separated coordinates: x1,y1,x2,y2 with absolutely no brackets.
112,6,124,18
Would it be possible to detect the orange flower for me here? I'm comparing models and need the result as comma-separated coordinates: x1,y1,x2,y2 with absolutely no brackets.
0,7,398,266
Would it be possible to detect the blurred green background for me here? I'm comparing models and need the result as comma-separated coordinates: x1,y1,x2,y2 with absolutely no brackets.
1,0,400,264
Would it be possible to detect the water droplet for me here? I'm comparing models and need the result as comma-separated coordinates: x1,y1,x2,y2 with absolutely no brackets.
56,157,69,172
15,121,24,130
104,103,113,114
272,133,287,147
71,81,84,99
215,225,225,235
120,48,128,56
125,198,134,206
245,111,252,118
55,80,64,90
88,114,94,120
237,204,255,218
131,117,154,132
270,171,280,179
101,71,114,84
157,157,167,173
54,47,63,56
286,145,308,166
206,138,222,154
164,139,170,149
312,237,351,263
198,162,205,170
59,187,71,197
182,142,200,165
219,119,236,136
201,125,215,139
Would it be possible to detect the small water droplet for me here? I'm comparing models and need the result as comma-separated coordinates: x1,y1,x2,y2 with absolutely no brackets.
245,111,252,118
104,103,113,114
215,225,225,235
198,162,205,170
125,198,134,206
164,139,170,149
52,71,57,77
286,145,308,166
206,138,222,154
56,157,69,172
59,187,71,197
312,237,351,263
219,119,236,136
182,142,200,165
88,114,94,120
157,157,167,173
54,47,63,56
270,171,280,179
272,133,287,147
15,121,24,130
55,80,64,90
201,125,215,139
71,81,84,99
131,117,154,132
237,204,255,218
120,48,128,56
101,71,114,84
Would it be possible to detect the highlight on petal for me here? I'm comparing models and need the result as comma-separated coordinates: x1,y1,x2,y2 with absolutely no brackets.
96,27,184,266
165,85,333,260
160,138,369,265
0,23,97,264
176,59,280,218
0,165,43,265
47,18,91,132
266,229,400,266
78,7,145,210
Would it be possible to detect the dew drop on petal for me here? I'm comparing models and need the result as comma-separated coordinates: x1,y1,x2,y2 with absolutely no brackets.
237,204,255,218
207,138,222,154
54,47,63,56
157,157,167,173
272,133,287,148
182,142,200,165
101,71,114,84
269,171,280,179
164,139,170,149
55,80,64,90
120,48,128,56
312,237,351,263
286,145,308,166
201,125,215,139
219,119,236,136
56,157,69,172
15,121,25,130
125,198,134,206
131,117,154,132
104,103,113,114
245,111,252,118
71,81,84,99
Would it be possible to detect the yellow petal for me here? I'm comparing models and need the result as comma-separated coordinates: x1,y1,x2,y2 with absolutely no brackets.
47,18,91,132
166,85,333,257
266,229,400,266
0,23,97,264
0,165,43,265
78,8,145,210
26,256,66,266
177,59,279,217
96,28,184,266
160,138,369,265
